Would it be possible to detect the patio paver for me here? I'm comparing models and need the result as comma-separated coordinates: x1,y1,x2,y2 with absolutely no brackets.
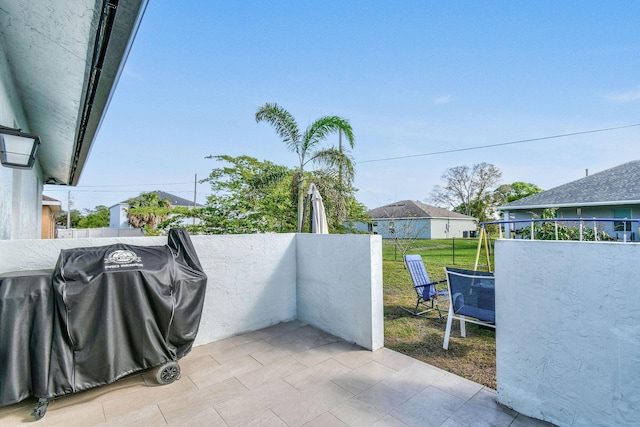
0,321,554,426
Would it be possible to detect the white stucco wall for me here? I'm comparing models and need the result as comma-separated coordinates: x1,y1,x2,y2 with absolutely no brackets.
495,239,640,427
0,233,383,351
296,234,384,350
190,234,297,345
0,41,42,240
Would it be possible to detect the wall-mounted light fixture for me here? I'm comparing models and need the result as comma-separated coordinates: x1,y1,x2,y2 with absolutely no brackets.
0,125,41,169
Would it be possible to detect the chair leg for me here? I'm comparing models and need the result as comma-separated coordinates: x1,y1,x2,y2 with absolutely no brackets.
434,297,444,319
460,315,466,338
443,306,454,350
414,300,421,314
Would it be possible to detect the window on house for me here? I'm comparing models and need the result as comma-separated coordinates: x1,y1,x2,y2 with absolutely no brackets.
613,208,632,232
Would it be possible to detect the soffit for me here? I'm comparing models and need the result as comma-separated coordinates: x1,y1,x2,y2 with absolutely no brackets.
0,0,146,185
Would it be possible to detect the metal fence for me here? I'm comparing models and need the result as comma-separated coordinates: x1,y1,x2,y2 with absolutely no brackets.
56,227,144,239
481,218,640,242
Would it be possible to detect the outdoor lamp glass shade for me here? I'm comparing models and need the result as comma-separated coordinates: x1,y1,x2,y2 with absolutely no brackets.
0,127,41,169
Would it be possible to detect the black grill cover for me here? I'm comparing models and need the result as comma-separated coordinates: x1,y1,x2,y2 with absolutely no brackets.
0,229,206,407
0,270,54,406
0,229,207,406
45,228,207,397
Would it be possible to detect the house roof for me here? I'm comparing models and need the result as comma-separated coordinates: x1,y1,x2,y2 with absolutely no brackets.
42,195,61,205
154,191,202,207
42,195,62,215
500,160,640,210
0,0,147,185
367,200,475,220
120,191,203,208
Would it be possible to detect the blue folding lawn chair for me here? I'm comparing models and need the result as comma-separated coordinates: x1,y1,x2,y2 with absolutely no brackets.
401,254,448,319
443,267,495,350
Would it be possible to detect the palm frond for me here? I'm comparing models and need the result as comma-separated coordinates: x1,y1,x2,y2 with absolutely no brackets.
307,147,355,183
245,164,291,190
302,116,355,153
255,103,301,153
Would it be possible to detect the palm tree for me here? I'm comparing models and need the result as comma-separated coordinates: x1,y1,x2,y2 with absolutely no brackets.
126,191,172,230
255,103,355,232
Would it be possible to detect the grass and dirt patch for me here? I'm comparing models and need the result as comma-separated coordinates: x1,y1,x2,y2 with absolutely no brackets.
382,238,497,389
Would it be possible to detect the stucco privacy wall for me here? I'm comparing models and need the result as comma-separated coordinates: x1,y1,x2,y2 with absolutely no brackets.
0,233,382,350
296,234,384,350
495,239,640,427
190,234,297,345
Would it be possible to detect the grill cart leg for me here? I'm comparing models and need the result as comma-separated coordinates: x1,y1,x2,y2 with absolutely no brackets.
156,361,181,385
31,398,50,420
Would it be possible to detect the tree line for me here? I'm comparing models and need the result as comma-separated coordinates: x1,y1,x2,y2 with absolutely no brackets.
57,103,543,235
429,162,542,223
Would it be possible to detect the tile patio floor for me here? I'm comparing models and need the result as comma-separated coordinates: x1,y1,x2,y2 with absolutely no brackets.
0,321,553,426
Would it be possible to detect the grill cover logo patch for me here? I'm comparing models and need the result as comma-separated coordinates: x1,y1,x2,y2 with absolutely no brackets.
104,250,143,269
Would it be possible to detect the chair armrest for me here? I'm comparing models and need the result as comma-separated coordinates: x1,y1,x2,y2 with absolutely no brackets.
414,280,444,289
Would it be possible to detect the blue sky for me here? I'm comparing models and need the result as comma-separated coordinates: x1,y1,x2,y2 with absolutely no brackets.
45,1,640,212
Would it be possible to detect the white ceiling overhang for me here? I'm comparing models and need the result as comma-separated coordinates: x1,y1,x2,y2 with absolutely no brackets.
0,0,147,185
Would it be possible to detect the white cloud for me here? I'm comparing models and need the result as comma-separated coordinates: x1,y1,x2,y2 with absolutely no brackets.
605,86,640,102
433,94,452,105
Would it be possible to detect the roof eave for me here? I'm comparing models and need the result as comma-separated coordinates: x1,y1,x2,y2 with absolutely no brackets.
67,0,148,185
499,199,640,210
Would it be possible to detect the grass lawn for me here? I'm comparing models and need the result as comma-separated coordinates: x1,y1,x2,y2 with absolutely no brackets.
382,238,497,389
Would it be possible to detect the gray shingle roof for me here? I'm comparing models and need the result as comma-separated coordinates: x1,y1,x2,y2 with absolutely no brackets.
153,191,203,207
501,160,640,209
121,191,203,207
367,200,475,220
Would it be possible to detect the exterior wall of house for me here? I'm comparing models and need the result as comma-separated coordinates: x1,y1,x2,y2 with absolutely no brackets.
0,45,42,240
375,218,432,239
109,203,130,228
505,204,640,241
41,205,56,239
495,239,640,426
348,221,372,234
0,233,384,351
351,218,476,239
430,218,476,239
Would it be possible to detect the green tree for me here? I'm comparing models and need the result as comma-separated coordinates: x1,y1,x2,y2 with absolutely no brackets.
518,208,614,241
494,181,542,204
167,155,369,235
306,168,369,232
430,163,502,223
77,205,110,228
196,155,295,234
56,209,82,228
255,103,355,232
126,192,172,231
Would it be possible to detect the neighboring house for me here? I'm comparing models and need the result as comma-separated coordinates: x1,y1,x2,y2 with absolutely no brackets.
41,195,61,239
109,191,203,228
499,160,640,241
0,1,148,240
352,200,477,239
